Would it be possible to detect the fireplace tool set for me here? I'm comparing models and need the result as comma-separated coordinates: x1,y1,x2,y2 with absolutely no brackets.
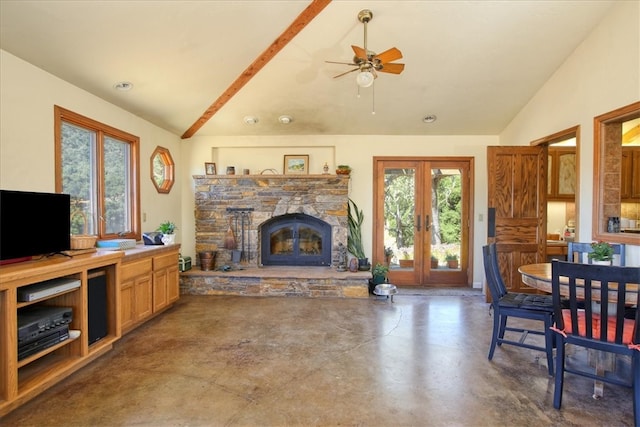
225,208,253,264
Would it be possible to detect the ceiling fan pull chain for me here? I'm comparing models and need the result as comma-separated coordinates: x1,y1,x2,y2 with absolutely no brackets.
371,83,376,115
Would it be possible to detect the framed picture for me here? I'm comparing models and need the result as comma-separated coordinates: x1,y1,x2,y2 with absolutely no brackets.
283,155,309,175
205,162,216,175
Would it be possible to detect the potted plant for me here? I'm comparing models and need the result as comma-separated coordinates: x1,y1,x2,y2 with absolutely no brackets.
384,246,394,266
446,252,459,269
588,241,614,264
399,250,414,268
431,255,439,269
336,165,352,175
371,262,389,285
157,221,177,245
347,199,368,268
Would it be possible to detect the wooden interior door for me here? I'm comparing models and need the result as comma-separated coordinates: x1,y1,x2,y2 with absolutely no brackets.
487,146,546,294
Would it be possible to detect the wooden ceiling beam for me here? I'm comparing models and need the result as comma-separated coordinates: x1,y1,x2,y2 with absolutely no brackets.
181,0,332,139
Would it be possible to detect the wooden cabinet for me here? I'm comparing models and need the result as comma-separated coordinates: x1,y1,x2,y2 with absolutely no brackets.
119,258,153,332
120,247,179,334
548,147,576,200
621,147,640,201
0,252,122,416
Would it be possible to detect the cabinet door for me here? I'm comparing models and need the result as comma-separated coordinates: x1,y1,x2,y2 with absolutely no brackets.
632,149,640,199
548,148,576,200
622,148,632,199
166,265,180,304
153,269,168,312
134,275,153,321
120,280,135,330
556,151,576,197
623,148,640,200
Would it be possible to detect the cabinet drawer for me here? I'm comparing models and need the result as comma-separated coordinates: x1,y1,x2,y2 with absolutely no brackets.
153,252,178,270
121,258,153,281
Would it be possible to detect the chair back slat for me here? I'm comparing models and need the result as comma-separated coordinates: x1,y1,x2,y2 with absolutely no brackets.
482,245,502,305
551,260,640,346
488,244,508,297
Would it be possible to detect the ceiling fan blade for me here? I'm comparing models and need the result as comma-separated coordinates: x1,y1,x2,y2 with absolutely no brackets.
351,45,367,60
333,67,360,79
378,62,405,74
374,47,403,64
325,60,358,66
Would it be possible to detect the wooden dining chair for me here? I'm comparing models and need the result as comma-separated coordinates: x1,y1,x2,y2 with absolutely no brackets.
567,242,626,266
550,260,640,426
483,244,555,375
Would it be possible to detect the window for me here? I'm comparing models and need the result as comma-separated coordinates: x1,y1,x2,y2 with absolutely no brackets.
150,146,175,193
55,106,140,240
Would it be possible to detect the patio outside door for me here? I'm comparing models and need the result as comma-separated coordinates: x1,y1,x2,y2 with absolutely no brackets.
373,157,472,286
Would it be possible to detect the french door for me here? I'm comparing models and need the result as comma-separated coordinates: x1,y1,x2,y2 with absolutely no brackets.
373,157,473,286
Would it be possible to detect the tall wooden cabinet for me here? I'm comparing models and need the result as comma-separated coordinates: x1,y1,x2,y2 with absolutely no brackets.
0,252,122,416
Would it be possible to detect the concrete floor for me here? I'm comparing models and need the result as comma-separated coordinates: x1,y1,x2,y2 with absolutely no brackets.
1,293,634,426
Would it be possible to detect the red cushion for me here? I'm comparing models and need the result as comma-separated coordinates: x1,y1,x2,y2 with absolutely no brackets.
560,309,635,344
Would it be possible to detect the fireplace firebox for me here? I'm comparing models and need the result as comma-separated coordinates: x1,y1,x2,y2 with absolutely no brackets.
260,213,332,266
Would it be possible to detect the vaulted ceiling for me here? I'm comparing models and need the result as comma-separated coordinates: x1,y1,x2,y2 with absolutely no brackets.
0,1,616,138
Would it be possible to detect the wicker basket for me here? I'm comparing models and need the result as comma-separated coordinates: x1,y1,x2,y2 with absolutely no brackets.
70,234,97,250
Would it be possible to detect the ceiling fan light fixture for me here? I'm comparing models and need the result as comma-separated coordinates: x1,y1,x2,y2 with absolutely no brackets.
278,115,293,124
356,71,374,88
243,116,259,125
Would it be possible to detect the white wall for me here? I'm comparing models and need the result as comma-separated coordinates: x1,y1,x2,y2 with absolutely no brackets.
0,50,184,243
500,0,640,265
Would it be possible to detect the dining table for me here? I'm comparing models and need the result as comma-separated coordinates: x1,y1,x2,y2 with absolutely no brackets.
518,262,638,399
519,262,639,304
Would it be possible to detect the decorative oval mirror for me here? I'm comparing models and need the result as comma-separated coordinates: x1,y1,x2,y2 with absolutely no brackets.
150,146,175,193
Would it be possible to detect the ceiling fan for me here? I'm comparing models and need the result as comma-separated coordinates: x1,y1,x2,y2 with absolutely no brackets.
326,9,405,87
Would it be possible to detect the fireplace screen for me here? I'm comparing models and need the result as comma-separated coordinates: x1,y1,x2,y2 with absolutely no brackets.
260,213,332,266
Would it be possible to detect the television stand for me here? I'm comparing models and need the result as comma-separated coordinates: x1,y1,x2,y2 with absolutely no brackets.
0,250,123,416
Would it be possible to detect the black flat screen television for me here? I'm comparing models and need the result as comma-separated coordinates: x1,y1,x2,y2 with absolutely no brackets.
0,190,71,264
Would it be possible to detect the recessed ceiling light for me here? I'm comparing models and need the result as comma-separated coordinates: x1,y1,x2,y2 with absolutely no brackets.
278,115,293,124
423,115,437,123
244,116,259,125
113,81,133,91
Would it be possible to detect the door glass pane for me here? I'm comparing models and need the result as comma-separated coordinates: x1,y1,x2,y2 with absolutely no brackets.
383,168,416,270
431,168,462,270
61,122,98,235
103,136,131,234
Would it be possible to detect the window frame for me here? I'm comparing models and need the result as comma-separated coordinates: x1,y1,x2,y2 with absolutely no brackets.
54,105,141,241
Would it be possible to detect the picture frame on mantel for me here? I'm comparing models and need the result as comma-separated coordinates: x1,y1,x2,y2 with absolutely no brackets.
205,162,216,175
283,155,309,175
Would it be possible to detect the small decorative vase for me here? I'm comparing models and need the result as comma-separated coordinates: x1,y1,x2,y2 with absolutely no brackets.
226,166,236,175
161,234,176,245
348,258,359,272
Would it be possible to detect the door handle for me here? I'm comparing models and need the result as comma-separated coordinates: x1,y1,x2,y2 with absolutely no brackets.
425,214,431,231
416,214,421,232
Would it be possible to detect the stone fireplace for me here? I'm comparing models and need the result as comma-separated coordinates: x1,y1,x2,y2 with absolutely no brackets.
192,175,350,267
181,174,368,298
